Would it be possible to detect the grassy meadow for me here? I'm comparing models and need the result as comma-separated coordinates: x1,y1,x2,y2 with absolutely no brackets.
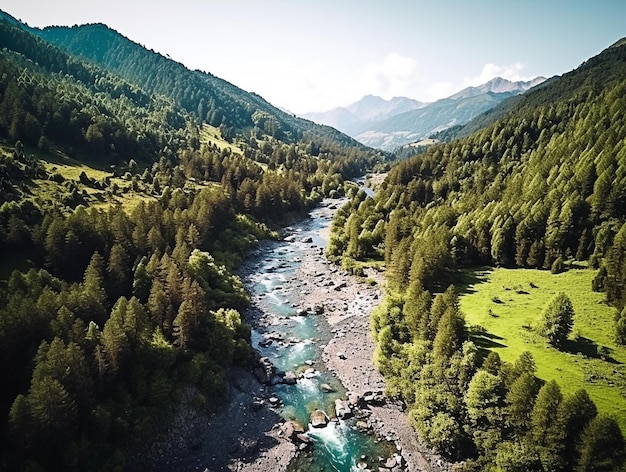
459,266,626,432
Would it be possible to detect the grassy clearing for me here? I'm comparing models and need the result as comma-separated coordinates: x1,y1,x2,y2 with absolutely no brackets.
201,124,244,155
459,266,626,432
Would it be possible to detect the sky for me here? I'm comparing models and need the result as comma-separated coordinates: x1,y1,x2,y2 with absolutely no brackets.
2,0,626,114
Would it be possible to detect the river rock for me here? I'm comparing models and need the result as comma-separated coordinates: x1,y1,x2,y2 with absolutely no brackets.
296,432,311,443
283,371,297,385
336,352,347,360
355,420,369,432
238,437,258,457
347,391,361,406
310,409,329,428
250,399,265,411
335,399,352,419
301,236,313,243
281,420,305,441
253,357,275,385
300,368,315,379
362,390,385,405
334,281,347,291
385,456,398,468
320,383,335,393
268,396,281,406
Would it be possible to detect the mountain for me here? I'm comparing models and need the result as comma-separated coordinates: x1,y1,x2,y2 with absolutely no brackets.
351,86,523,150
447,76,546,100
302,95,425,135
1,14,367,151
304,77,545,151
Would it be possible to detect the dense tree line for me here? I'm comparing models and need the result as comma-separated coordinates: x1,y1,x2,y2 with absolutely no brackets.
0,180,259,469
327,38,626,469
370,287,622,471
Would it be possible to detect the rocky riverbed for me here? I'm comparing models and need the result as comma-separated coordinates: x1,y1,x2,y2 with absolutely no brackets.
145,200,450,472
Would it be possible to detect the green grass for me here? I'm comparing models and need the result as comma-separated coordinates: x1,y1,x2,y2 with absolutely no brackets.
459,266,626,432
201,124,244,155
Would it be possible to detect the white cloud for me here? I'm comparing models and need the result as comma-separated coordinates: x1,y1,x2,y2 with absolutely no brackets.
463,62,532,87
360,52,423,99
425,81,456,102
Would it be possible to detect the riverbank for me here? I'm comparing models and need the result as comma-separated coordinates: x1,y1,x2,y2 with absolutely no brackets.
147,198,450,471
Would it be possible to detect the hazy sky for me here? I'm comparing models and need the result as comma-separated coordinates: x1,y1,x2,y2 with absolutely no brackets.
3,1,626,113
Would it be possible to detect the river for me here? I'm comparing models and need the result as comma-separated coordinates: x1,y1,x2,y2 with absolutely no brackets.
241,198,396,472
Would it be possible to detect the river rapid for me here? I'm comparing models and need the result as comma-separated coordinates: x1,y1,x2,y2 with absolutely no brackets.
241,198,397,472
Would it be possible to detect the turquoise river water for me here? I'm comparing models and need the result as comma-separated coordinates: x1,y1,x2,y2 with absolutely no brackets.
242,201,394,472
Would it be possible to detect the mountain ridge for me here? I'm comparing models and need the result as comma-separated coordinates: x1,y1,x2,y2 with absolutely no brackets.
303,77,546,150
1,14,369,152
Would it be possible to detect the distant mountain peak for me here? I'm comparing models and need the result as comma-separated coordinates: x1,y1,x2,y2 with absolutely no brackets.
301,95,425,133
449,76,546,100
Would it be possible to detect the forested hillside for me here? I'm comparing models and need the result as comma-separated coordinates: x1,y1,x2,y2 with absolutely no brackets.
328,38,626,470
0,15,383,470
32,21,361,149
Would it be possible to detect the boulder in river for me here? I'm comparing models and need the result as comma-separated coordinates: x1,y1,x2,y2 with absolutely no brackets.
320,383,335,393
282,371,297,385
335,399,352,419
310,409,329,428
250,399,265,411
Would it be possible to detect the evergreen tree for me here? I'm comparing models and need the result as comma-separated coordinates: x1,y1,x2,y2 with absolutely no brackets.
80,251,109,325
530,380,565,471
506,372,540,435
540,292,574,348
465,369,507,457
576,415,625,472
558,389,597,470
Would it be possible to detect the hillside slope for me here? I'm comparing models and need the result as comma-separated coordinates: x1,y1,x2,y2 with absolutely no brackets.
328,36,626,470
32,21,363,149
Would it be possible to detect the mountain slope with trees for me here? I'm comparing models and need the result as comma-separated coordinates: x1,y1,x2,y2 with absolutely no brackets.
328,37,626,471
29,20,363,150
0,13,385,471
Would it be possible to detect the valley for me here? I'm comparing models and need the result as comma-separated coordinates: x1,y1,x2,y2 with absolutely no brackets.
1,6,626,472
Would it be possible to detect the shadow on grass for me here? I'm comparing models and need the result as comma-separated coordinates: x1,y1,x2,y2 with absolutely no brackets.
563,337,622,364
469,329,507,349
455,267,493,295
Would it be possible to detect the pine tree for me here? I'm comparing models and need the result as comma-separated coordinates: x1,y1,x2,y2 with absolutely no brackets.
558,389,597,470
506,372,540,435
540,292,574,348
530,380,565,471
576,415,625,472
80,251,109,325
